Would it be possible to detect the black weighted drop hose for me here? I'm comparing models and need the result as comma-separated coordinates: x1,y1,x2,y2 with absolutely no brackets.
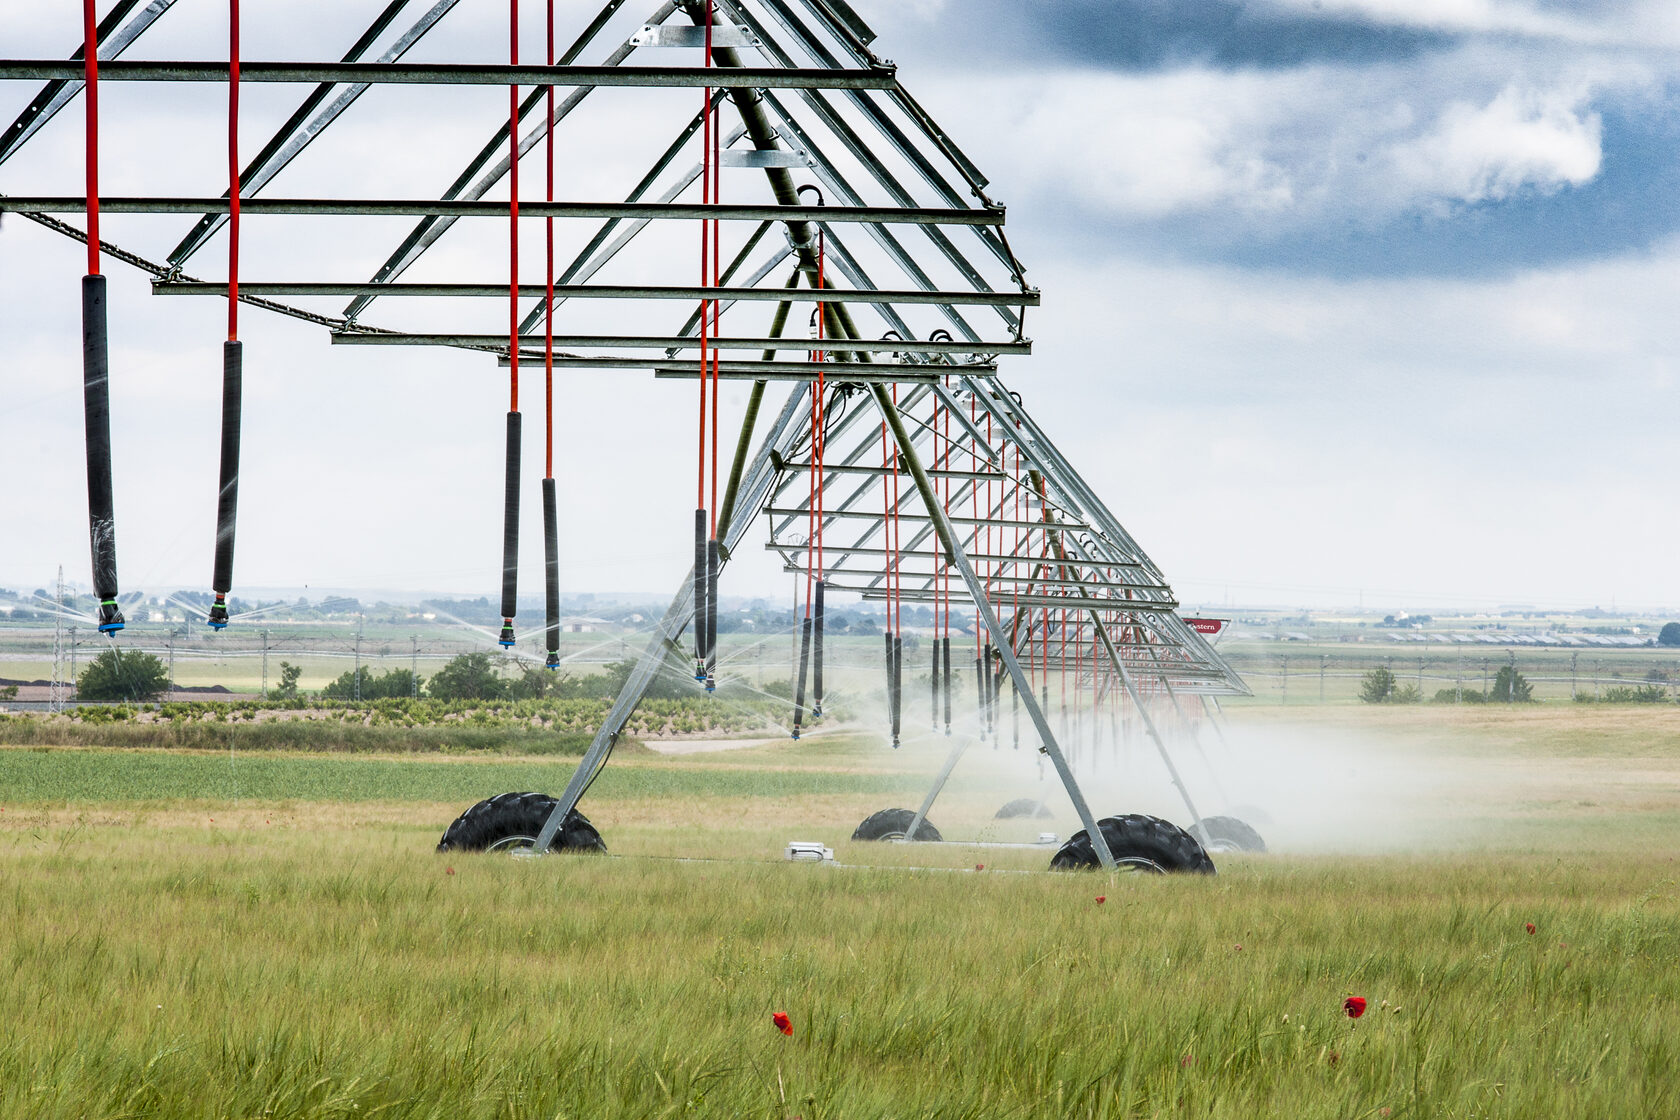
705,537,719,691
1011,669,1020,749
692,508,707,678
811,579,824,716
498,412,520,647
82,275,123,633
942,636,952,735
208,339,242,629
891,634,903,747
929,634,940,731
543,478,560,669
792,616,812,739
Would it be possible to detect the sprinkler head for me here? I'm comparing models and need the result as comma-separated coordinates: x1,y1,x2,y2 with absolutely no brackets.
96,599,125,634
891,737,901,749
497,619,516,648
545,650,560,670
694,662,707,682
812,704,823,718
207,595,229,630
790,729,801,741
705,676,715,694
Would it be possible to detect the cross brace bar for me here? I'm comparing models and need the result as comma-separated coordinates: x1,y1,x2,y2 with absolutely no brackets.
0,61,895,89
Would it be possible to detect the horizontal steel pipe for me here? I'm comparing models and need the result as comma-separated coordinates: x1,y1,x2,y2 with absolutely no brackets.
333,331,1028,354
654,368,942,384
492,356,997,376
153,280,1037,306
6,196,1000,225
762,507,1088,531
0,60,895,89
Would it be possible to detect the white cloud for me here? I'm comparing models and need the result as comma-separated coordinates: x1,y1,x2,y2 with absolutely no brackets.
952,70,1306,217
1267,0,1680,47
1389,84,1602,205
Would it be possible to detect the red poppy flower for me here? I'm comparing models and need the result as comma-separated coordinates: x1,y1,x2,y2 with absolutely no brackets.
975,863,985,871
1095,895,1106,905
772,1011,792,1036
1525,922,1536,935
1344,997,1367,1019
445,866,455,876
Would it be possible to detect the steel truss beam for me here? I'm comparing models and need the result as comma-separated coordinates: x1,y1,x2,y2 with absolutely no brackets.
0,61,896,89
0,197,998,225
330,331,1025,354
151,281,1035,306
1,0,1246,865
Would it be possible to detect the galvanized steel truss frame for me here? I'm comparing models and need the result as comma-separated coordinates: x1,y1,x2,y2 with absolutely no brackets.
2,0,1246,868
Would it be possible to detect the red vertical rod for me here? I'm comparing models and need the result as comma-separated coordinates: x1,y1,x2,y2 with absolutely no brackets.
508,0,519,412
544,0,554,482
226,0,240,342
83,0,100,275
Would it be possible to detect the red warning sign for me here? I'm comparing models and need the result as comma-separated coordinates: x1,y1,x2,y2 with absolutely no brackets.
1184,617,1228,636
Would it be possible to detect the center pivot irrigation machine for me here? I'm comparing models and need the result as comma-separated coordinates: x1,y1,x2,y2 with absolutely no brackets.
4,0,1256,872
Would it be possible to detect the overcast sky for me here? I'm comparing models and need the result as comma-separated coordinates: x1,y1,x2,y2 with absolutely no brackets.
2,0,1676,614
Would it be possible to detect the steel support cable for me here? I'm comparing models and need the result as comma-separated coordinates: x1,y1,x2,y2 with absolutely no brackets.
498,0,522,650
80,0,123,634
208,0,243,631
542,0,561,670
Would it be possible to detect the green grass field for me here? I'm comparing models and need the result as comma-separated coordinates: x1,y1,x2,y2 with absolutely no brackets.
2,707,1677,1118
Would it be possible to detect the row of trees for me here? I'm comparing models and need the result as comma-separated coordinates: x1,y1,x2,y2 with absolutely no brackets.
1361,665,1533,704
71,649,695,704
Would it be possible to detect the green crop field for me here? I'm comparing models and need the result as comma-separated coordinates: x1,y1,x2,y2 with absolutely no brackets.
2,706,1678,1118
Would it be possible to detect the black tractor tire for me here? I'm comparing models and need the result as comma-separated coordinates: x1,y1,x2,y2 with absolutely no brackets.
1049,814,1215,874
437,791,607,854
994,797,1053,820
1192,815,1267,853
851,807,942,842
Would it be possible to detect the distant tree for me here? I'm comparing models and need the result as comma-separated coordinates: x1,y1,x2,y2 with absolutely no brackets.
371,668,421,700
321,666,420,701
77,649,169,703
321,666,372,701
1360,666,1397,704
425,652,508,701
1490,665,1534,703
273,661,302,700
508,665,560,700
1659,622,1680,648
